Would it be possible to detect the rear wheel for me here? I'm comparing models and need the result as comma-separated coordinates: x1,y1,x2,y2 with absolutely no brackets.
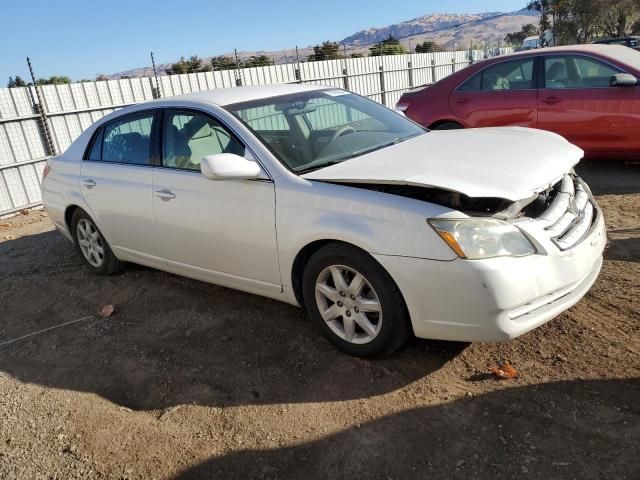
302,243,411,357
71,209,122,275
432,121,463,130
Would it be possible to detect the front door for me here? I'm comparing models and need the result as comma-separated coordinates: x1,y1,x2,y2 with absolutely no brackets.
538,54,640,158
152,109,281,295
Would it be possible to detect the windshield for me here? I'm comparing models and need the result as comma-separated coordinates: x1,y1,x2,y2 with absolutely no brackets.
226,89,425,173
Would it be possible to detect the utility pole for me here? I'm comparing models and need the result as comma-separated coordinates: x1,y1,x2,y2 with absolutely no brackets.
150,51,163,98
234,49,242,86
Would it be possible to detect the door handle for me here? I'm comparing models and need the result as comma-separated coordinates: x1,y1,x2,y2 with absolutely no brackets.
154,189,176,201
82,179,96,189
542,96,561,105
454,97,469,104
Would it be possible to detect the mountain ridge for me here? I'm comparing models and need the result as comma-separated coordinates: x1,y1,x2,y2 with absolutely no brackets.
111,8,539,78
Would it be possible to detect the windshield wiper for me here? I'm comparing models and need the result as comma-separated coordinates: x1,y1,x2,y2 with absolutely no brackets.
296,160,345,175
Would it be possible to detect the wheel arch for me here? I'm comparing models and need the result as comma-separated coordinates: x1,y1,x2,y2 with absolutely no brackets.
428,119,465,130
64,204,102,243
290,239,411,325
64,205,82,240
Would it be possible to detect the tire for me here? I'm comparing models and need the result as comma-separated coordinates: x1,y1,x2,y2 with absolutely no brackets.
432,121,463,130
302,243,411,357
71,209,122,275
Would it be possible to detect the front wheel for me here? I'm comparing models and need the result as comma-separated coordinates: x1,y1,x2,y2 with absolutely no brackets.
302,243,411,357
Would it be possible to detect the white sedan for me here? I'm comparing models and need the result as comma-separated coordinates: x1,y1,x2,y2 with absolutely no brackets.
42,84,606,356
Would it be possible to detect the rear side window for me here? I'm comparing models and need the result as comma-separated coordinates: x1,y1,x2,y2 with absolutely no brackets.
87,113,155,165
458,58,535,91
87,129,103,160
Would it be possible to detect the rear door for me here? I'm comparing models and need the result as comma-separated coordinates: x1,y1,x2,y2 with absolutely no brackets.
449,56,538,127
80,111,162,265
538,54,640,157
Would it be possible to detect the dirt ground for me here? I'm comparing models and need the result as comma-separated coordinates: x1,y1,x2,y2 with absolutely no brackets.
0,160,638,480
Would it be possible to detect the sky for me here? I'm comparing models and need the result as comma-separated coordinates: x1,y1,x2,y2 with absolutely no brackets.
1,0,526,82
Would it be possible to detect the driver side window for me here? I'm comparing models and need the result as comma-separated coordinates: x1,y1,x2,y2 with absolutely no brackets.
544,55,622,89
162,111,245,171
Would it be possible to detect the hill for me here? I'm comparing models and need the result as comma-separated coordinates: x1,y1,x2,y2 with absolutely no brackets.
111,9,538,78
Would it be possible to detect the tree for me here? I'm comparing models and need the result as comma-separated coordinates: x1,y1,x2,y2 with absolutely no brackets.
369,35,408,56
504,23,540,45
350,53,365,58
166,55,209,75
599,0,637,38
243,55,273,67
95,74,110,81
308,41,342,61
526,0,638,45
211,56,237,71
415,40,443,53
36,76,71,85
7,76,27,88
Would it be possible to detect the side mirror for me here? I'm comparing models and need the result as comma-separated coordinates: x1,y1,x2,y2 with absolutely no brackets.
610,73,637,87
200,153,263,181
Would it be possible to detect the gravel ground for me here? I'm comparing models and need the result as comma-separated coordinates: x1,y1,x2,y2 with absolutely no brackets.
0,160,638,480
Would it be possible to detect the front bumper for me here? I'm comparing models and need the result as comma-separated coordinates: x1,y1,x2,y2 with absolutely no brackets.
373,208,606,342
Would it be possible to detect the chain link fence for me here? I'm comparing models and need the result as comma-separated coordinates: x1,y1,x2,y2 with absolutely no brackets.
0,46,513,217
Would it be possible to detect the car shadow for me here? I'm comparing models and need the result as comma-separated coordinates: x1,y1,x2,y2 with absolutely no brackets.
0,231,466,410
575,160,640,195
172,378,639,480
605,235,640,263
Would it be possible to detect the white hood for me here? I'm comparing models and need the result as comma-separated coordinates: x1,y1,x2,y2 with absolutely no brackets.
303,127,583,201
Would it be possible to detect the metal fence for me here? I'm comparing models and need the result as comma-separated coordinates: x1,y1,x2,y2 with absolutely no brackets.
0,47,513,217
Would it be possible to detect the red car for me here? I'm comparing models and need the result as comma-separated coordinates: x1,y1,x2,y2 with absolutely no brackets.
397,45,640,159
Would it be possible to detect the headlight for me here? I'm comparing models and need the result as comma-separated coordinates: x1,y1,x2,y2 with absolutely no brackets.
428,218,536,260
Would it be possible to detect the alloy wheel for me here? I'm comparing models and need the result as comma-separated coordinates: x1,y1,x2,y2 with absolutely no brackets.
76,218,105,268
314,265,383,344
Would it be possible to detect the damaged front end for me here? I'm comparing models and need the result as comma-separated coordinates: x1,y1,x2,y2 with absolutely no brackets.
334,182,530,218
338,172,599,252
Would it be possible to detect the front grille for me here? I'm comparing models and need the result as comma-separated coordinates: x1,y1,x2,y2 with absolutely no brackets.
535,175,596,250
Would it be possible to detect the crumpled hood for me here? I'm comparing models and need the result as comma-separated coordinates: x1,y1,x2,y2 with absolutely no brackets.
302,127,584,201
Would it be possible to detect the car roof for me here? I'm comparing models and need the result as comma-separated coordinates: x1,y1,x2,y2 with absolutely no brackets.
145,83,327,107
592,36,639,43
494,43,631,60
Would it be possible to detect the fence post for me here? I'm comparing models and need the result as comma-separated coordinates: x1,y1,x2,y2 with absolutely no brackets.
26,57,56,157
431,59,436,84
379,65,386,106
451,56,456,75
407,60,414,88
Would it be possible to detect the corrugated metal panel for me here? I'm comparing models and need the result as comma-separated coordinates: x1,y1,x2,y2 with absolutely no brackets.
0,48,513,216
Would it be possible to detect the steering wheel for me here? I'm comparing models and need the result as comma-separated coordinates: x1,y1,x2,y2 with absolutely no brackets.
329,125,356,144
